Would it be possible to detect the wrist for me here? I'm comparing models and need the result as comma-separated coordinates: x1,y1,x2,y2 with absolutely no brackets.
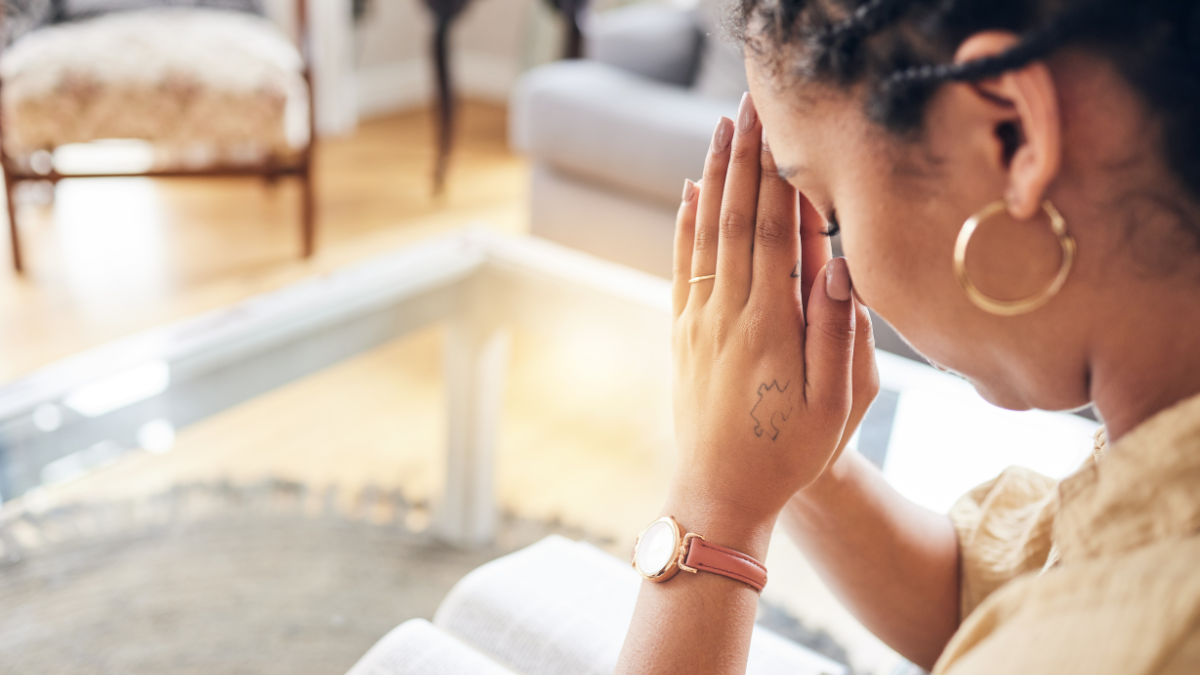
660,486,776,563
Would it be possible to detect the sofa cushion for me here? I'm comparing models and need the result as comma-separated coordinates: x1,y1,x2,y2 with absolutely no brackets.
584,3,700,87
0,7,308,164
511,59,738,208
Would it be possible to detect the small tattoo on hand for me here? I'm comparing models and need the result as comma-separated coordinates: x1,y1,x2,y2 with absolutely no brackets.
790,262,800,278
751,380,793,441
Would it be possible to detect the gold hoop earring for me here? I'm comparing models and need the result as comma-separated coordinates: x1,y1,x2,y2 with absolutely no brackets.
953,199,1076,316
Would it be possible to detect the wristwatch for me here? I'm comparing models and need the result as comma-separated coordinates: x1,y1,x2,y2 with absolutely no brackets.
630,516,767,593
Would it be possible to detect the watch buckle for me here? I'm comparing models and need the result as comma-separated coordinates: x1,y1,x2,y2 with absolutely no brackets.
677,532,705,573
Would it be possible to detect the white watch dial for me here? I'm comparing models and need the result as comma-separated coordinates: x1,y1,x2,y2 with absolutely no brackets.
635,519,678,577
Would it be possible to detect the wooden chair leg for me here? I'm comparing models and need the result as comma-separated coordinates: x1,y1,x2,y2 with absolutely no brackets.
432,15,454,196
300,166,315,258
424,0,474,196
4,172,22,273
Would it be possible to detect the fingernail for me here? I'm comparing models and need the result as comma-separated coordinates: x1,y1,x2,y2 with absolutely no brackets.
682,178,696,203
737,92,757,135
711,117,733,153
826,257,852,302
761,127,770,152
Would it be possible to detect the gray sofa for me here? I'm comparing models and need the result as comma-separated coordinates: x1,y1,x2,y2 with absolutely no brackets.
511,2,743,277
510,2,922,362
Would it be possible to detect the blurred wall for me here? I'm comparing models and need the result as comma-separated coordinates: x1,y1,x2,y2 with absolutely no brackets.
262,0,682,132
350,0,645,119
352,0,562,118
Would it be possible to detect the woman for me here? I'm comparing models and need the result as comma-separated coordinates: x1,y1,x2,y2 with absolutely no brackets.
615,0,1200,673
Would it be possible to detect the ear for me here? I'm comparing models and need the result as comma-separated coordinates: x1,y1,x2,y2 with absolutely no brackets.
954,32,1063,221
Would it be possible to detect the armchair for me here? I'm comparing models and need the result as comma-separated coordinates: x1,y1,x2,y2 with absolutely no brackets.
0,0,316,273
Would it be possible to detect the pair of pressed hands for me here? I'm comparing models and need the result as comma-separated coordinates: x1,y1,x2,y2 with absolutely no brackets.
668,94,880,537
616,95,960,675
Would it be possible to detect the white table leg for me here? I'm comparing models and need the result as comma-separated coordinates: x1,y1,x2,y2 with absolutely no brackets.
437,312,510,546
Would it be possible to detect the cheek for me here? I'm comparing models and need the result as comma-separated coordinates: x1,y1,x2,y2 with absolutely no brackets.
837,186,969,361
839,197,936,318
839,195,1042,410
828,151,931,310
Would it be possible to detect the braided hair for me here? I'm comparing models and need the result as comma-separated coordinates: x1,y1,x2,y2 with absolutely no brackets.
736,0,1200,225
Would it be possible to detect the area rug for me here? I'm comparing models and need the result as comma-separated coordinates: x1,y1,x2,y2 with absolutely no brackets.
0,480,853,674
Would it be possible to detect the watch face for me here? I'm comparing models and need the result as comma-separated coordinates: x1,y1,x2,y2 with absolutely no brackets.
635,519,679,578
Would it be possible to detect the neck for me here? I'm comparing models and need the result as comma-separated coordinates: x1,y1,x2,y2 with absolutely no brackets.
1089,287,1200,441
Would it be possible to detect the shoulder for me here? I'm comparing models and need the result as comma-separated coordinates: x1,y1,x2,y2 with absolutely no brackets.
936,535,1200,675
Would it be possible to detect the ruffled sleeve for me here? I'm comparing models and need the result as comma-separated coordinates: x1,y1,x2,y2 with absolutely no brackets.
948,466,1060,620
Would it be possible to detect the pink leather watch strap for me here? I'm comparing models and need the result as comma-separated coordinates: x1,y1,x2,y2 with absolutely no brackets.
682,536,768,593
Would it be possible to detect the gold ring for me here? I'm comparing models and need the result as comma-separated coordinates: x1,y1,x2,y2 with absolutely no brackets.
688,274,716,284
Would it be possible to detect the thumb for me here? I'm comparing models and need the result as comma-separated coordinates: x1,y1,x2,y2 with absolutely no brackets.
804,257,856,422
827,299,879,470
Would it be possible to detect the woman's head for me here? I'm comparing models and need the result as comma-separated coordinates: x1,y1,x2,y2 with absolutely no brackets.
736,0,1200,413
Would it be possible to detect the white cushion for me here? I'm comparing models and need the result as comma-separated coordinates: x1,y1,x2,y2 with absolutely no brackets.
584,4,701,87
0,7,308,165
511,60,738,207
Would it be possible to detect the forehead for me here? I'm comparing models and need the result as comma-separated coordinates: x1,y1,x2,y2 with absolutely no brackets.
746,56,869,174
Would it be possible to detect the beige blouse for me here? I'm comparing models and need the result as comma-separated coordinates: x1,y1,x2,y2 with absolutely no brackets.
933,393,1200,675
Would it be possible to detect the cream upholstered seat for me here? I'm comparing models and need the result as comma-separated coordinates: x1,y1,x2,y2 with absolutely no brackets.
0,1,316,273
0,7,309,167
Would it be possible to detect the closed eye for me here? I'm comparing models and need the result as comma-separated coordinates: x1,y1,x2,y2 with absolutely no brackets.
823,211,841,237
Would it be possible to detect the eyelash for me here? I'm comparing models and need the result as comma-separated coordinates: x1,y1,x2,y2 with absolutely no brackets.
823,211,841,237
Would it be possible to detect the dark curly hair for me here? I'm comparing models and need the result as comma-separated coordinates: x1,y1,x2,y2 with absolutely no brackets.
735,0,1200,236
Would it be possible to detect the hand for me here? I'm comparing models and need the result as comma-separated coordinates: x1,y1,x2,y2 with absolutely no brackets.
668,94,878,531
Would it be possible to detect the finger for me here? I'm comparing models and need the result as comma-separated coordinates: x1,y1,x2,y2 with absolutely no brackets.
689,116,734,308
827,299,879,469
798,191,832,314
750,128,801,307
713,92,762,307
672,179,699,319
804,257,856,427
